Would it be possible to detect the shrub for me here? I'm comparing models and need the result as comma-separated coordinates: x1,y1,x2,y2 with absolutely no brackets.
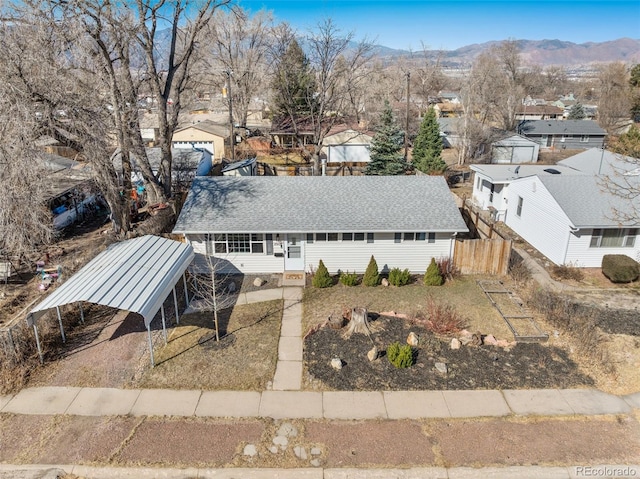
312,260,333,288
423,257,443,286
436,257,458,281
413,297,466,335
388,267,411,286
362,255,379,286
509,253,532,285
551,263,584,282
602,254,640,283
339,271,359,286
387,342,414,368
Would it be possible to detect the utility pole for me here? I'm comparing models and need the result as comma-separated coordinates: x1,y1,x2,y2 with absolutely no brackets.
405,72,410,160
225,70,235,161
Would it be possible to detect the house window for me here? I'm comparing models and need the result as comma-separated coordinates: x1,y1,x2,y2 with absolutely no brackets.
251,234,264,253
228,234,250,253
428,233,436,243
306,233,314,243
516,196,524,217
266,234,274,255
213,233,227,253
367,233,374,243
476,176,481,191
354,233,365,241
212,233,266,254
316,233,327,241
394,233,402,243
580,135,589,142
342,233,353,241
416,232,426,241
404,232,415,241
590,228,637,248
328,233,338,241
489,184,495,203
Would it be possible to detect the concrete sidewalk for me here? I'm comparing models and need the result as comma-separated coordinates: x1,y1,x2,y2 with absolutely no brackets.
1,386,638,419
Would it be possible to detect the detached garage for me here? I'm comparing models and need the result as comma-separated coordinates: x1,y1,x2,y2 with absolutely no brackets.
322,128,373,163
491,134,540,164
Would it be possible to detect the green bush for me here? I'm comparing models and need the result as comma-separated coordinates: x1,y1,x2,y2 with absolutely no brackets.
388,267,412,286
362,255,379,286
423,257,444,286
339,271,359,286
602,254,640,283
387,342,414,368
312,260,333,288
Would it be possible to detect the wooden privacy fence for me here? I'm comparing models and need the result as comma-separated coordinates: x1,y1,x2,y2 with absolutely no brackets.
454,238,512,275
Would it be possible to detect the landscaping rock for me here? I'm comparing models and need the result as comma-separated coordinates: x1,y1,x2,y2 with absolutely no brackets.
243,444,258,457
407,332,419,346
331,358,343,370
367,346,379,361
311,447,322,456
273,435,288,449
472,333,483,346
253,277,265,287
435,362,448,374
277,422,298,438
450,338,461,350
484,334,498,346
311,459,322,467
381,278,390,287
269,446,278,454
294,446,308,460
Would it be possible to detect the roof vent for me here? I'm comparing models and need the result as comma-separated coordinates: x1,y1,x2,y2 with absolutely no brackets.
543,168,561,175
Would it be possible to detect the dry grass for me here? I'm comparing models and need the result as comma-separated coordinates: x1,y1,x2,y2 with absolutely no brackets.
136,299,283,391
303,276,513,340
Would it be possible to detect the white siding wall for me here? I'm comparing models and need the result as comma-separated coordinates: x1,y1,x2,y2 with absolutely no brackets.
186,233,455,274
306,233,454,274
505,178,572,265
471,174,508,220
565,229,640,267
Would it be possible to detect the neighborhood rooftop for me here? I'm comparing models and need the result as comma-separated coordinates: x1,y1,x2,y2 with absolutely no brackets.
470,163,583,182
173,176,469,234
558,148,640,177
518,119,607,136
537,175,639,228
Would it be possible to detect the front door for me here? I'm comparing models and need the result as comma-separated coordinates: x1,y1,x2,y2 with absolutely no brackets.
284,233,305,270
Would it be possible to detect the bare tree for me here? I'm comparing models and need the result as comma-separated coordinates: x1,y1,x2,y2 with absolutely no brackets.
596,62,632,134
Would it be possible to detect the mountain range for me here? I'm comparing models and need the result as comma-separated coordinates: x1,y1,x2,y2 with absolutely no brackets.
370,38,640,68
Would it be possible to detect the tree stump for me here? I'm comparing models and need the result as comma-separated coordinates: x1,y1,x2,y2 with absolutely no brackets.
344,307,371,338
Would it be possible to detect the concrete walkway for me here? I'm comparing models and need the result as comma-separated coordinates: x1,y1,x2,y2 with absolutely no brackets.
1,386,638,419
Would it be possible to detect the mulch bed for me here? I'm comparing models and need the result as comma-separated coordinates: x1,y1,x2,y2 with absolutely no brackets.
304,314,594,390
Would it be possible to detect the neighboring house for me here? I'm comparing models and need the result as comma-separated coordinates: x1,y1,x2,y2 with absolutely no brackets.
269,116,315,148
322,127,373,163
434,102,463,118
171,121,229,160
221,157,257,176
515,105,564,121
112,147,213,190
557,148,640,176
505,175,638,267
491,134,540,164
437,118,463,148
518,120,606,150
470,163,580,221
438,92,461,104
172,176,468,275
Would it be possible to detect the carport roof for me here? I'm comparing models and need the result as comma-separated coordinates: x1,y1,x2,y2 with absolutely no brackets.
27,235,194,329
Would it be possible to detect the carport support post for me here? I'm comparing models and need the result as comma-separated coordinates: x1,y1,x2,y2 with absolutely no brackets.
161,305,167,345
33,324,43,364
182,273,189,305
147,325,155,367
173,287,180,325
79,303,85,324
56,306,66,343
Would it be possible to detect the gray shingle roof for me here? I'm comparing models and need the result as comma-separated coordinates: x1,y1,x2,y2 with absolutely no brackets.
470,163,582,183
519,120,606,136
558,148,640,176
173,176,469,234
537,175,638,227
174,120,229,138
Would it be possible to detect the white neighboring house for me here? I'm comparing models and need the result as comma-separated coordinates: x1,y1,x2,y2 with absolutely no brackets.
470,163,580,221
491,134,540,164
505,175,638,267
172,176,468,275
321,128,373,163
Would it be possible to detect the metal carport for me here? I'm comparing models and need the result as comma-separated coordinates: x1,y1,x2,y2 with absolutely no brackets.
26,235,194,366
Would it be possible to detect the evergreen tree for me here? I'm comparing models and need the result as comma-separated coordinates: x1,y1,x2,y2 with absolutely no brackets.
567,102,586,120
312,260,333,288
423,258,444,286
412,107,446,174
271,39,317,121
611,124,640,159
365,101,409,175
362,255,379,286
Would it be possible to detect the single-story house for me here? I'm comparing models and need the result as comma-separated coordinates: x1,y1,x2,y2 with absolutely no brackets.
504,174,638,267
322,127,373,163
517,120,606,150
437,118,463,148
171,121,230,160
515,105,564,121
490,134,540,164
434,102,463,118
172,176,469,275
221,157,257,176
470,163,581,221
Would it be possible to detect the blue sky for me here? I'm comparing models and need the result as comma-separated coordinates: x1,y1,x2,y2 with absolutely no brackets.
236,0,640,50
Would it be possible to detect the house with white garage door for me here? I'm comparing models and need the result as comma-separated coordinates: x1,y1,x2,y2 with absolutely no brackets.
171,121,229,160
321,127,373,163
172,176,468,276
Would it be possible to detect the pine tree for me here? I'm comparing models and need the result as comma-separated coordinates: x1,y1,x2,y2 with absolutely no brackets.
312,260,333,288
365,101,409,175
412,107,446,174
271,39,317,120
362,255,379,286
567,103,586,120
423,258,444,286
